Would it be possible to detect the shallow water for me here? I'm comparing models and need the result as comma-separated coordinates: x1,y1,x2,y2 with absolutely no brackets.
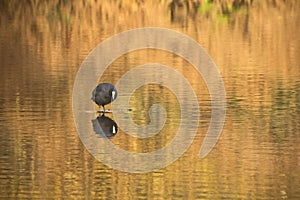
0,0,300,199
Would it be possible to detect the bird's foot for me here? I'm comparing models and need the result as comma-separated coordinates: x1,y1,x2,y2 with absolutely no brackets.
97,109,112,114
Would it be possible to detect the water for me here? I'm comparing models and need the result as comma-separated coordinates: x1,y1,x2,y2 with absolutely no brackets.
1,0,300,199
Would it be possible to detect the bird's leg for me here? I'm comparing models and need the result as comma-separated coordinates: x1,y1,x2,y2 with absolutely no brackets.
98,105,104,113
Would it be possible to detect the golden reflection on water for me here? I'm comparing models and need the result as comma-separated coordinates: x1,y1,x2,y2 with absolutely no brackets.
100,49,209,154
0,0,300,199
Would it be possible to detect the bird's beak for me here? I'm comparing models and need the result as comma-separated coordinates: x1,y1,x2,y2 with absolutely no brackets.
112,125,116,134
112,91,116,100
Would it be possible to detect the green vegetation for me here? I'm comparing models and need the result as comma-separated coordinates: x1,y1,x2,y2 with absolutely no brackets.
197,0,250,24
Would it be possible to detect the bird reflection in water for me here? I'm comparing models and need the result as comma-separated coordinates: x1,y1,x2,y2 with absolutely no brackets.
92,114,118,138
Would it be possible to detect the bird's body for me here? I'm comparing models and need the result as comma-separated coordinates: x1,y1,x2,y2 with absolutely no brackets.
91,83,117,109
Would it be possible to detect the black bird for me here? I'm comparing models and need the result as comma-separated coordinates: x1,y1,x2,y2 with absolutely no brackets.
91,83,117,110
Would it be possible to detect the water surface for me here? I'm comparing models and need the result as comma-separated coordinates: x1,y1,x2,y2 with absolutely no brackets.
0,0,299,199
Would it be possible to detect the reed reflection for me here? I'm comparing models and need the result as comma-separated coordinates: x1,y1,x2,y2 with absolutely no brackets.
92,114,118,138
